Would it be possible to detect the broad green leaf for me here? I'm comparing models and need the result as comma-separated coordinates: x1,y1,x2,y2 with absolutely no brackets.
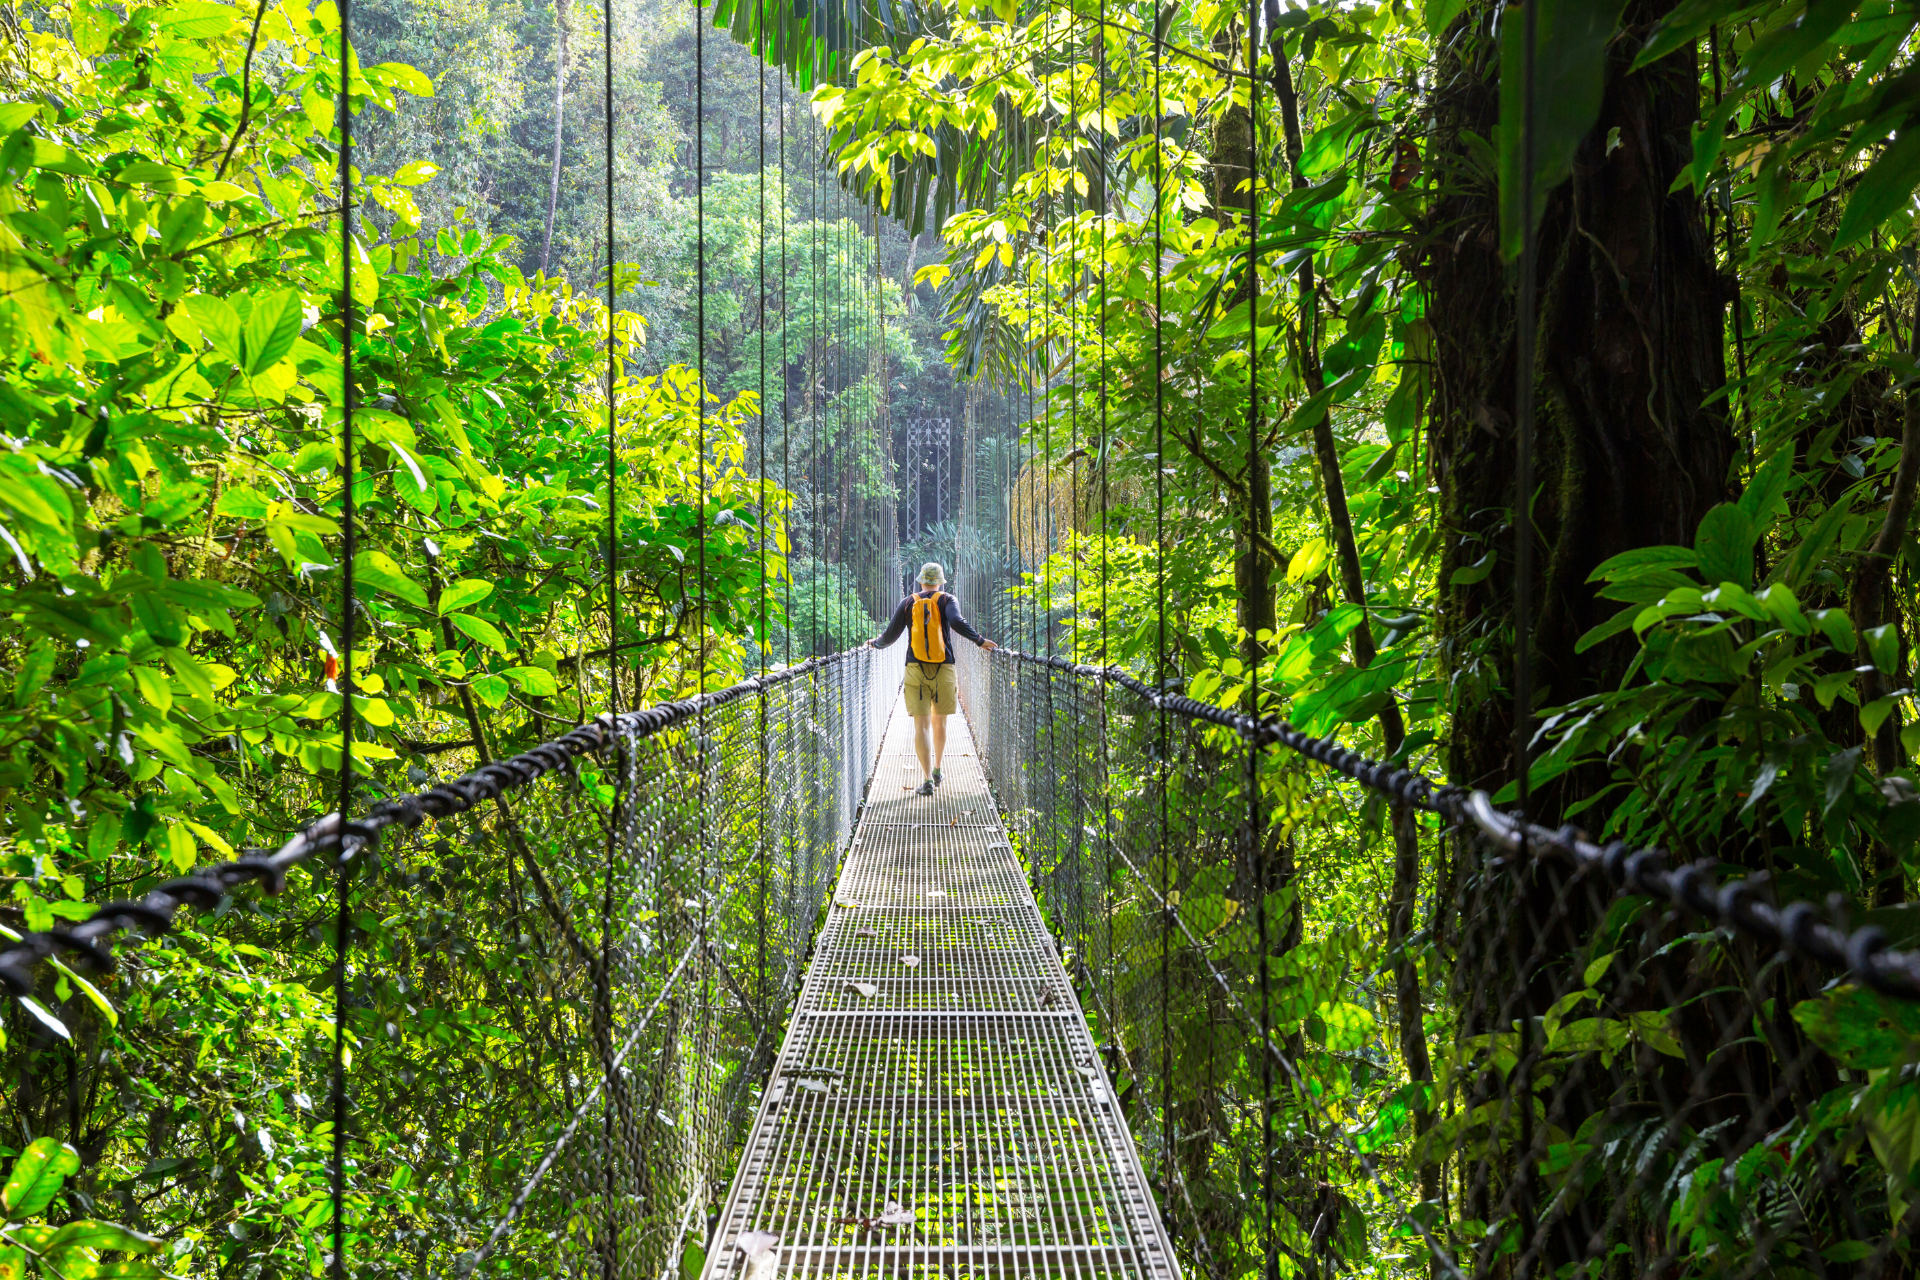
1793,984,1920,1069
1810,607,1856,652
1693,503,1756,588
470,673,510,708
242,290,303,374
3,1138,80,1217
1497,0,1629,262
1424,0,1466,35
1865,623,1900,674
1286,539,1329,585
45,1221,159,1254
353,550,430,609
449,613,509,653
183,294,241,363
1589,545,1697,583
438,579,494,614
503,666,559,697
1315,1001,1377,1053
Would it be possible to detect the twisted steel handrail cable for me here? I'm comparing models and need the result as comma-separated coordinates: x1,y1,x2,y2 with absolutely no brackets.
987,644,1920,1002
0,652,859,996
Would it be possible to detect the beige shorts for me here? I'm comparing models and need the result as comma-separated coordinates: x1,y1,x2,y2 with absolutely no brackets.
903,661,958,716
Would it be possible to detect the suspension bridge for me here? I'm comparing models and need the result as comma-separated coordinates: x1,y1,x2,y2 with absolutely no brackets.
7,632,1920,1279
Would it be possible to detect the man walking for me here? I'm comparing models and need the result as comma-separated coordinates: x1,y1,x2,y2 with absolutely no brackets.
868,562,997,796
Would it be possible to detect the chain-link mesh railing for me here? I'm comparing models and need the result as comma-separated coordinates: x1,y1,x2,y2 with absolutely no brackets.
959,644,1920,1280
0,644,902,1277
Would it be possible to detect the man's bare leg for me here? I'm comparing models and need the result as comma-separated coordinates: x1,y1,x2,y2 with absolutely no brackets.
912,713,933,781
931,713,949,775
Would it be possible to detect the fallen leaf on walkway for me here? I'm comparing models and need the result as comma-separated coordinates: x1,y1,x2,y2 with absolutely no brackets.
848,981,878,998
839,1201,917,1231
900,954,921,968
736,1231,780,1258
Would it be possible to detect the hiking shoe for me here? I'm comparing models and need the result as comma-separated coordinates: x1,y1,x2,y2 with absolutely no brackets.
932,768,943,787
915,780,935,797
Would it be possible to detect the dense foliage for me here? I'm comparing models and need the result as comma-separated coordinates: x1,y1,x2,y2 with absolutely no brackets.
803,0,1920,1273
7,0,1920,1275
0,0,929,1271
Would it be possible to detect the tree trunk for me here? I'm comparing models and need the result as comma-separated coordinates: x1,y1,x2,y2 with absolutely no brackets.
1425,2,1736,1267
1427,0,1732,812
1848,319,1918,779
540,0,572,276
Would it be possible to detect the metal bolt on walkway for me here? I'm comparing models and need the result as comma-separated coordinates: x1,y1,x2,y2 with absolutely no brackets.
705,703,1180,1279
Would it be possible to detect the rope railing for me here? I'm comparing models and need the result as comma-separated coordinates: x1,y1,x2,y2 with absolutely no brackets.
0,651,863,997
3,642,902,1278
984,645,1920,1002
959,642,1920,1280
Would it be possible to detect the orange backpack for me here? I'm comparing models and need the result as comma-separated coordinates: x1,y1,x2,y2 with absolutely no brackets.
909,591,948,664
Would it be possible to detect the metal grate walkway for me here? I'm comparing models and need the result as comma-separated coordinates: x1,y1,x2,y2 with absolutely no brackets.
704,703,1179,1280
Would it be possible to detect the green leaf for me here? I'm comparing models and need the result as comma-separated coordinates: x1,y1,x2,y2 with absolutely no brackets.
502,666,559,697
1811,607,1857,653
155,0,237,36
1286,539,1330,585
1865,623,1900,674
1693,503,1756,588
374,61,435,96
1738,446,1793,525
1315,1001,1377,1052
3,1138,80,1217
448,613,508,653
1793,983,1920,1069
438,579,493,614
1574,605,1640,654
1451,550,1497,586
353,551,430,609
1498,0,1630,262
1634,0,1764,70
469,673,510,708
183,294,241,363
1756,583,1810,636
1825,745,1864,815
242,290,303,375
44,1221,159,1254
1835,128,1920,250
1786,492,1857,588
1423,0,1466,35
1589,545,1698,583
1863,695,1900,739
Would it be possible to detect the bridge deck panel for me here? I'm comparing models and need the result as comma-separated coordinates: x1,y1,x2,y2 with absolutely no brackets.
704,705,1176,1280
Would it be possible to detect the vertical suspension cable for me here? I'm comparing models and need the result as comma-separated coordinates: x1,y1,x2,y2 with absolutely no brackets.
599,0,619,1256
330,4,354,1274
1512,0,1538,813
1096,0,1116,1063
755,0,770,1053
1513,0,1540,1264
781,71,792,668
758,47,769,680
1246,7,1273,1273
605,0,619,714
1151,25,1172,1236
692,0,714,1233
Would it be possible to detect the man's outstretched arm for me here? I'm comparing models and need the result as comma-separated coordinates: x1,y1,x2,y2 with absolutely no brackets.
944,598,998,651
868,598,910,649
